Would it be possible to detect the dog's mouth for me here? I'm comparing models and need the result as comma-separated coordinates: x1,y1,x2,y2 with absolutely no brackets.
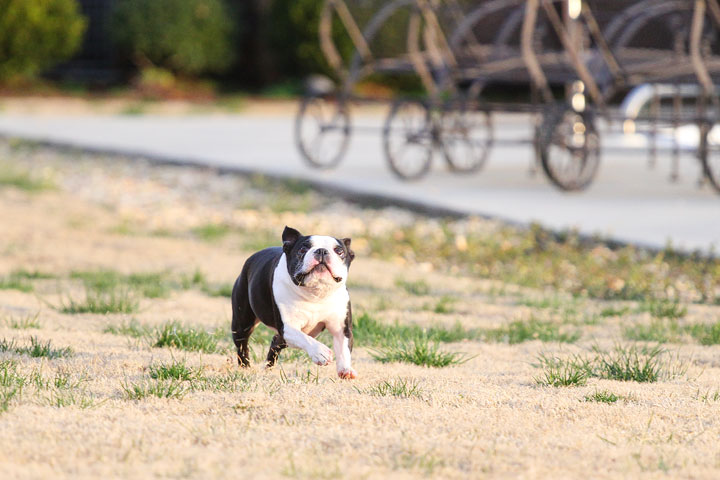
295,262,342,285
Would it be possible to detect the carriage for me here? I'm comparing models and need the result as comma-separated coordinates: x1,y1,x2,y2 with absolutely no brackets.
295,0,720,194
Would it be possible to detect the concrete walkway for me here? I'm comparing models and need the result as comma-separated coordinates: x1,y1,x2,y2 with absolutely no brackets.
0,111,718,252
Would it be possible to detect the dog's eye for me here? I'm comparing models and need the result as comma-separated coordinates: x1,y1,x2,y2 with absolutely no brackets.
298,246,308,256
334,246,344,257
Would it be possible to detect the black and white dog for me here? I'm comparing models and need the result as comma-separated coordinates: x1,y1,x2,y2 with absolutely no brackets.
231,226,357,379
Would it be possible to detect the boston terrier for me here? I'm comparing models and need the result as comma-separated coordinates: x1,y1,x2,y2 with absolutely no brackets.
231,226,357,379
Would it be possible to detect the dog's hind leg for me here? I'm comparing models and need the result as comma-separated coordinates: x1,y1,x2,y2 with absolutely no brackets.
265,334,287,368
231,274,258,367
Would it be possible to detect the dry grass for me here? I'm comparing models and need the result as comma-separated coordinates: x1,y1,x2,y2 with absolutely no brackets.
0,143,719,479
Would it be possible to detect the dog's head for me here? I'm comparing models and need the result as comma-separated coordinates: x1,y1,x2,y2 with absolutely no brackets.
281,226,354,289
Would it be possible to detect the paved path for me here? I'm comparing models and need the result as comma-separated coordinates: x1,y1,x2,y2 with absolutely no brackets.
0,112,718,252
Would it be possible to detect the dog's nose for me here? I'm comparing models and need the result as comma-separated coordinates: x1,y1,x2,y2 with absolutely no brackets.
314,248,328,261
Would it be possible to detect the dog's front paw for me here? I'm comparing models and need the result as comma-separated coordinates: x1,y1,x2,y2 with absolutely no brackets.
311,343,333,366
338,368,357,380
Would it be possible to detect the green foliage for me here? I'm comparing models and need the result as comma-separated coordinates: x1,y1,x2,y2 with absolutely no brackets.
267,0,353,79
370,337,471,368
366,223,720,304
201,282,233,298
623,319,683,343
599,305,630,317
395,278,430,296
121,378,189,400
353,313,473,347
686,321,720,345
192,223,231,241
180,269,207,289
43,388,97,408
636,299,687,319
432,296,456,314
584,390,621,403
0,359,24,413
104,319,151,338
534,353,589,387
58,287,139,315
71,269,172,299
592,344,664,383
0,272,33,292
148,360,198,381
2,313,41,329
103,319,227,353
0,337,73,359
695,388,720,402
0,163,55,191
484,318,580,344
192,370,255,393
111,0,236,76
0,268,54,292
152,321,222,354
126,272,172,299
535,344,676,387
0,0,87,81
360,377,423,399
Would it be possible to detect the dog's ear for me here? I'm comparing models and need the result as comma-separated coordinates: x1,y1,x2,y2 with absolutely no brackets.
342,237,355,263
282,226,301,251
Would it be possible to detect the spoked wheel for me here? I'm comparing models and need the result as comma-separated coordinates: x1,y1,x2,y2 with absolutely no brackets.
383,99,434,180
539,106,601,191
700,122,720,194
295,94,351,169
440,102,493,173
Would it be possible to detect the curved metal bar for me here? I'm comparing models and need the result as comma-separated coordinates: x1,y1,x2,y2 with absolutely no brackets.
603,0,688,45
581,3,623,82
344,0,417,95
445,0,481,52
334,0,374,62
417,0,457,69
521,0,553,103
407,8,438,96
620,84,702,120
690,0,714,96
612,2,693,49
319,1,344,77
319,0,375,81
539,0,604,107
494,7,525,51
709,0,720,25
449,0,526,50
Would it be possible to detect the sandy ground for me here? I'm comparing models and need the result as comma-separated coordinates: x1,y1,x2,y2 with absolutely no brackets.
0,143,719,479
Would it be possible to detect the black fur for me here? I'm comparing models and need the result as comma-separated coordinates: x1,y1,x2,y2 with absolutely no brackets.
231,247,284,367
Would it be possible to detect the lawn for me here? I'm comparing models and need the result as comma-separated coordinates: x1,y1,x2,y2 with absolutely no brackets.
0,139,719,479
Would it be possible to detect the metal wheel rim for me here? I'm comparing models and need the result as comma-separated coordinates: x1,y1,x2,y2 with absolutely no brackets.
383,101,433,180
441,109,493,173
296,96,350,169
542,111,600,191
703,130,720,193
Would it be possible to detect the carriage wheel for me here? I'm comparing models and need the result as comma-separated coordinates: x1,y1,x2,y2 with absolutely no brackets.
295,94,351,169
539,107,601,191
700,122,720,194
383,99,434,181
440,105,493,173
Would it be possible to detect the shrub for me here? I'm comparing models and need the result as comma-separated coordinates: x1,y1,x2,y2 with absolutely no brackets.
111,0,236,76
0,0,87,81
267,0,353,79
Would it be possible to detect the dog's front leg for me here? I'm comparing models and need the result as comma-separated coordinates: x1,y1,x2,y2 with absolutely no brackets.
332,332,356,379
282,324,334,365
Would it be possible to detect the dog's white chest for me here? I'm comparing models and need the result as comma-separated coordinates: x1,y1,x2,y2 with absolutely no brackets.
273,255,349,334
